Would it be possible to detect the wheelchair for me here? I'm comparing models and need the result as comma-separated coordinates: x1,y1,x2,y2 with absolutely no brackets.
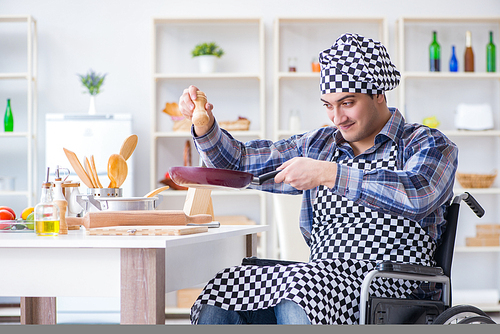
243,192,497,325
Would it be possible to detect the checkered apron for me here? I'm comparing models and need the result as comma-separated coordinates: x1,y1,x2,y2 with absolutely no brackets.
190,143,436,324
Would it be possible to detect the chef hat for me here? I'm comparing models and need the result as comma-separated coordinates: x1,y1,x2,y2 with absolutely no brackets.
319,33,400,95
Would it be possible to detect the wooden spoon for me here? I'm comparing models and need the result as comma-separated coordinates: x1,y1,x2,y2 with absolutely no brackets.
90,155,103,188
63,148,94,188
107,154,128,188
119,134,138,161
144,186,169,198
84,157,97,188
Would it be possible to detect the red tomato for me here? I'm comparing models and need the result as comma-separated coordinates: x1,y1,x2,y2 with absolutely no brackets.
0,209,15,230
0,206,16,220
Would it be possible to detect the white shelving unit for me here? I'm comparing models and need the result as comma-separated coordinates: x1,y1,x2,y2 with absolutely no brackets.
273,17,388,141
150,17,268,256
397,16,500,311
0,15,37,211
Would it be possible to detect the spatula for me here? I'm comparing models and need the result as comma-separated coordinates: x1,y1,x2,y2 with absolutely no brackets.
84,156,97,188
90,155,103,188
63,148,94,188
119,134,138,161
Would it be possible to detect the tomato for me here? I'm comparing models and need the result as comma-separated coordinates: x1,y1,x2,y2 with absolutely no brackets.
0,206,16,220
0,209,15,230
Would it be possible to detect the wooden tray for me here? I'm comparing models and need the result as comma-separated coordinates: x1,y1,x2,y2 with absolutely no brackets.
87,225,208,236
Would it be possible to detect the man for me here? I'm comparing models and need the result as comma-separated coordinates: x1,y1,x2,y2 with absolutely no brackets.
178,33,458,325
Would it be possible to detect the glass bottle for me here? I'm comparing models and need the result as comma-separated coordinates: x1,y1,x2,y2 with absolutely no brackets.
464,31,474,72
34,182,60,236
288,57,297,72
449,45,458,72
487,31,496,72
429,31,441,72
4,98,13,132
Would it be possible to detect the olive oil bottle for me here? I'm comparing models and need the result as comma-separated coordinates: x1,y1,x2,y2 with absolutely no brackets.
34,175,60,236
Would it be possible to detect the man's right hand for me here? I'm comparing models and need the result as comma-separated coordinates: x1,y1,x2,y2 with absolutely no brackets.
179,85,215,137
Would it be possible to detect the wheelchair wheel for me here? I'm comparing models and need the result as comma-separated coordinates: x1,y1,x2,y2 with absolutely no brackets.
433,305,495,324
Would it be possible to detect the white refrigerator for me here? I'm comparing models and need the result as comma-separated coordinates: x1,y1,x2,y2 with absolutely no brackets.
45,113,133,323
45,114,134,198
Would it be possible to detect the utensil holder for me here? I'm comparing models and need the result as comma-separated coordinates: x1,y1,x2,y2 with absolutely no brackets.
87,188,123,197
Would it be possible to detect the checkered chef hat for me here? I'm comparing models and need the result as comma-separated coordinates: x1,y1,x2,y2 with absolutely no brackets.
319,33,400,95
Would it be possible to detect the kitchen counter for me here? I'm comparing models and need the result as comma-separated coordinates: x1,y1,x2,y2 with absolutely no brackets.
0,224,268,324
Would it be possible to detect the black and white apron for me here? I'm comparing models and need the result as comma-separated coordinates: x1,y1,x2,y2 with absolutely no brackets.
191,143,437,324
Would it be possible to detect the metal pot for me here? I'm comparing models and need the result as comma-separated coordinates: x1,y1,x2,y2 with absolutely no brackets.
76,192,163,213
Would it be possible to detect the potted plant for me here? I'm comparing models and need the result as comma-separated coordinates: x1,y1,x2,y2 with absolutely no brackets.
191,42,224,73
78,69,107,115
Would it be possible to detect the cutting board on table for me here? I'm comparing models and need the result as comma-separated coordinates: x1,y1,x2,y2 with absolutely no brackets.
88,225,208,236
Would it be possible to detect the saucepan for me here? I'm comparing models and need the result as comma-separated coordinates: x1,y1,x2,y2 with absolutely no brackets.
168,166,280,189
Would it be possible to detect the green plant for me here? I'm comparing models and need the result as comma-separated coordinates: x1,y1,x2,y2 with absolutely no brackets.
191,42,224,58
78,69,107,95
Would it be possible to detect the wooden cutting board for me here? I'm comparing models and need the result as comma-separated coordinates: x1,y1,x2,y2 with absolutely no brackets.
87,225,208,236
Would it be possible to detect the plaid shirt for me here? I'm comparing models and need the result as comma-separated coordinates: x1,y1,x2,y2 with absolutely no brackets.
193,108,458,248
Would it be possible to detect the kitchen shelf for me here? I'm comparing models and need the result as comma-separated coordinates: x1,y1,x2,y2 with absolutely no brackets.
151,17,268,257
153,131,262,138
398,16,500,308
455,246,500,252
0,15,37,211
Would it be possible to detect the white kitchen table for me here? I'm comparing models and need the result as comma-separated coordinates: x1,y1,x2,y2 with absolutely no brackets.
0,224,268,324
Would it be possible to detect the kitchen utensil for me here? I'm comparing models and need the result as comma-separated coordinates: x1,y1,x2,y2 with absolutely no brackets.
168,166,280,189
119,134,138,161
80,210,212,229
84,156,97,188
144,186,169,198
192,91,210,127
63,148,94,188
76,193,159,213
88,225,208,236
107,153,127,188
90,155,103,188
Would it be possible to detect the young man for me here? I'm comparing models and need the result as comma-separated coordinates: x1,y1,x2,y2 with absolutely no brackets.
178,33,458,325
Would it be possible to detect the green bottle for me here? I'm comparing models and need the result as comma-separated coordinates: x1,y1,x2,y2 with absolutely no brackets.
487,31,496,72
4,99,13,132
429,31,441,72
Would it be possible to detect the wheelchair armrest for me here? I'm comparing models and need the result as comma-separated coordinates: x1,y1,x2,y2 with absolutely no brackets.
241,256,303,267
375,261,444,276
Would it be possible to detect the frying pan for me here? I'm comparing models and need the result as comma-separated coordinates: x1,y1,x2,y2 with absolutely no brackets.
169,166,280,189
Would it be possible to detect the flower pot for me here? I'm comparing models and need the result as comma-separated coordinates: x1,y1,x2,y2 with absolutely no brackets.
197,55,217,73
88,95,96,115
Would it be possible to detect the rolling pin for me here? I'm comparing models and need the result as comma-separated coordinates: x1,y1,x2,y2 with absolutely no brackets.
66,211,213,230
192,91,210,127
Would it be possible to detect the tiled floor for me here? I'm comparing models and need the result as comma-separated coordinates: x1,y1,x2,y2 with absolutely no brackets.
1,307,499,325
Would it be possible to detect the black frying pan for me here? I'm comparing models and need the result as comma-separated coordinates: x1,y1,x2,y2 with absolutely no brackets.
169,166,280,189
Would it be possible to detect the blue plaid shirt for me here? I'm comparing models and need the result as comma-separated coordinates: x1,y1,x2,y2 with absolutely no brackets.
193,108,458,247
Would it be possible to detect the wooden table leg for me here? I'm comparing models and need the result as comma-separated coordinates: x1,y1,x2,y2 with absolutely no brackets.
121,248,165,324
20,297,56,324
246,233,257,257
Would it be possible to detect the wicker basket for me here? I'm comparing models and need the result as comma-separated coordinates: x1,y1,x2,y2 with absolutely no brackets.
456,171,497,188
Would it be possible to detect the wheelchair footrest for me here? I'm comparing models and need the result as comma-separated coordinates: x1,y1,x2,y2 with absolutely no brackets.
367,297,445,324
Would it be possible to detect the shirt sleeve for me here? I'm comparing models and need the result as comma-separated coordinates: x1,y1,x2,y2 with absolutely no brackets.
193,119,304,194
333,128,458,223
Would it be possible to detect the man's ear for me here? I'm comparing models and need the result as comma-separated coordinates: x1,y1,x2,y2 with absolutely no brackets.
376,93,386,104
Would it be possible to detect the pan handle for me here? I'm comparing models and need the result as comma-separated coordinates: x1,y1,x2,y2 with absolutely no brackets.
253,170,281,185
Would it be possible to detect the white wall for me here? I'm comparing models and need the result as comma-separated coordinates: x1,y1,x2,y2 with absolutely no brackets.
2,0,500,199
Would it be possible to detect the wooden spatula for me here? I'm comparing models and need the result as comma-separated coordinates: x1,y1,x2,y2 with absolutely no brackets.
63,148,94,188
84,157,97,188
119,134,138,161
90,155,103,188
144,186,169,198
